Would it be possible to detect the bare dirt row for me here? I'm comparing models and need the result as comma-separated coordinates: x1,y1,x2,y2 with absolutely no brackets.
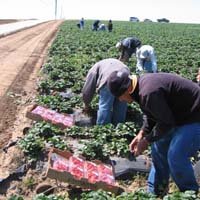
0,20,63,148
0,20,64,198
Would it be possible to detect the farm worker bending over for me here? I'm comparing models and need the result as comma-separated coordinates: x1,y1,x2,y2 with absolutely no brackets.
107,71,200,196
98,24,106,31
116,37,157,73
82,58,129,125
136,45,157,73
116,37,141,62
92,20,100,31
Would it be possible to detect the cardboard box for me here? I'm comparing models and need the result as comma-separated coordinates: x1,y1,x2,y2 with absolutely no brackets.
46,148,124,194
26,105,75,128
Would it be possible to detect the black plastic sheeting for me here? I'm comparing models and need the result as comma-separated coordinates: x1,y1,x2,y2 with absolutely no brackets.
112,156,200,184
111,155,151,179
0,164,28,194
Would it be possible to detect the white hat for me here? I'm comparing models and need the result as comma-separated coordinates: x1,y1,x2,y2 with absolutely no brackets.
116,42,122,49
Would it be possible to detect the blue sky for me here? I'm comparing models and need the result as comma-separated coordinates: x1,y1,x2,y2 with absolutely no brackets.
0,0,200,23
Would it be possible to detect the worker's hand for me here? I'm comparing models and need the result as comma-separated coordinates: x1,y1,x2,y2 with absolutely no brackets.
83,104,93,115
129,130,148,156
133,138,149,156
129,130,143,152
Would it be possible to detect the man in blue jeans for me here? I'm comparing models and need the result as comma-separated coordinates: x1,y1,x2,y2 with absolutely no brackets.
82,58,130,125
107,71,200,196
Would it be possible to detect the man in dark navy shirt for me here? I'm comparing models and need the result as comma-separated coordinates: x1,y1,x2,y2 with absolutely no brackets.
116,37,141,62
107,71,200,196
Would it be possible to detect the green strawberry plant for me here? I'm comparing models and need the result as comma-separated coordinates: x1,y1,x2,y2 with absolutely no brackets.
163,190,200,200
32,194,67,200
80,189,114,200
47,135,70,151
18,132,45,161
8,195,24,200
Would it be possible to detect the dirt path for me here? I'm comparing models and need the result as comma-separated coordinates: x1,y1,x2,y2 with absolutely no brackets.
0,20,63,148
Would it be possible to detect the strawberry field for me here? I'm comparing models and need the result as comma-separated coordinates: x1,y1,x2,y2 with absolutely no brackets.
10,20,200,199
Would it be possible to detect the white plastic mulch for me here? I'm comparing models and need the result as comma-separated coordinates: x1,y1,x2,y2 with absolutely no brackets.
0,19,49,37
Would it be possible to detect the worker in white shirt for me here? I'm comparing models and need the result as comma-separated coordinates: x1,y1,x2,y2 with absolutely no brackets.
136,45,157,73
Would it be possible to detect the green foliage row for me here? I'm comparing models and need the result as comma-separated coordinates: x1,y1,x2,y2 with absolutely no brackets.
9,189,200,200
18,121,139,161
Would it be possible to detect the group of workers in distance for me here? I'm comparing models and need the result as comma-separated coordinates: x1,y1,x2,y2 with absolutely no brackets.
82,34,200,196
77,18,113,32
92,20,113,32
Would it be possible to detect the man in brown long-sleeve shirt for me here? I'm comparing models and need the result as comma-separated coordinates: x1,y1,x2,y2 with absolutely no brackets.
107,71,200,196
82,58,130,125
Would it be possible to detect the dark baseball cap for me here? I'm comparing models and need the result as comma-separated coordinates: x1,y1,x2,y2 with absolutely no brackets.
107,70,131,97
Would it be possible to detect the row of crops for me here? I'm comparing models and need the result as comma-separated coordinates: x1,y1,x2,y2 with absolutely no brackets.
16,20,200,199
9,190,200,200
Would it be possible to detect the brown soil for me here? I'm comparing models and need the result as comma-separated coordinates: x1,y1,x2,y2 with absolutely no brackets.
0,20,64,199
0,20,64,147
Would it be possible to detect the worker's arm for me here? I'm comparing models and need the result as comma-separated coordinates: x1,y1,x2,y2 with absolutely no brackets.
129,113,155,155
82,71,97,107
130,92,175,156
141,114,156,134
129,129,149,156
143,92,175,142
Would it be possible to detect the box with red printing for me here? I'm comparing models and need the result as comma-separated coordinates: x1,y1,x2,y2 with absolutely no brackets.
46,148,124,194
26,105,75,128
